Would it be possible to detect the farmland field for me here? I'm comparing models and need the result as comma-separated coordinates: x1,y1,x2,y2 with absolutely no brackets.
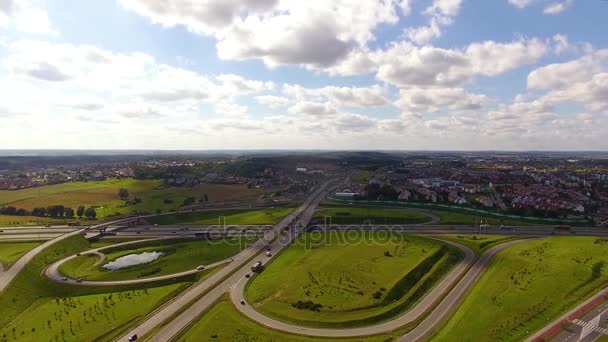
147,207,295,225
312,207,432,225
433,236,608,342
0,178,272,221
59,238,253,281
0,241,42,268
245,231,462,328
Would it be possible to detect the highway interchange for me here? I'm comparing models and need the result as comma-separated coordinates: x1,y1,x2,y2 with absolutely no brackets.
1,182,608,341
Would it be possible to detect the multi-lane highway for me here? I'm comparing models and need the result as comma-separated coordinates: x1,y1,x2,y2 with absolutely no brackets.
117,181,333,342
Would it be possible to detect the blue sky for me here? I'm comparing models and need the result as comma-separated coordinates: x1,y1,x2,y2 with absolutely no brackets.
0,0,607,150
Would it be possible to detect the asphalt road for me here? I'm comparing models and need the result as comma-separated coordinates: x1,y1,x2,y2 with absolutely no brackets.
551,302,608,342
0,216,161,293
44,237,232,286
528,286,608,342
116,182,332,342
229,238,474,337
398,239,527,341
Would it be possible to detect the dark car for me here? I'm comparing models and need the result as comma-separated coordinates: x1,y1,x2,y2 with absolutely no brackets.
128,334,138,341
240,300,246,305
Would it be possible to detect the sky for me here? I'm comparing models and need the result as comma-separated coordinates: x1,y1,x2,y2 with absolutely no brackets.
0,0,607,151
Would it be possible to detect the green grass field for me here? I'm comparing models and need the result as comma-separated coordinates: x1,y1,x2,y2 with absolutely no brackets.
0,215,69,227
434,235,521,255
245,231,462,328
0,241,42,269
0,178,271,222
147,207,295,225
0,235,198,342
433,236,608,342
177,296,394,342
1,283,184,342
313,207,432,225
350,172,384,184
59,238,252,281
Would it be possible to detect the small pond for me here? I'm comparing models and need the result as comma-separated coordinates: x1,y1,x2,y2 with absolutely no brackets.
103,251,163,271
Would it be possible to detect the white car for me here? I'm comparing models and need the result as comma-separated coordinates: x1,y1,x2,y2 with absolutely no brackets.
266,251,272,257
196,265,205,270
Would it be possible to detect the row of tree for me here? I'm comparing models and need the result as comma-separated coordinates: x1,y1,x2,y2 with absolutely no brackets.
0,205,97,219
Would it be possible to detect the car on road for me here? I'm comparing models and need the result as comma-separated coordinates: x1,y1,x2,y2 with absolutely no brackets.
196,265,205,270
45,224,51,227
128,334,138,341
0,230,3,233
62,277,68,281
76,278,82,283
245,273,251,278
266,251,272,257
153,224,158,227
240,300,246,305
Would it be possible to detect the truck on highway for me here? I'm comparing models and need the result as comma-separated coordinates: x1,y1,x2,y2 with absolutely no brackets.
251,261,263,272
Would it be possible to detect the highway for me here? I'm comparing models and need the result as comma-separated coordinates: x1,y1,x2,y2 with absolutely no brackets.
116,181,333,342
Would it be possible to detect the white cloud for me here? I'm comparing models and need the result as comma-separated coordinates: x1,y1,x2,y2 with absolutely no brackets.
341,37,550,88
543,0,574,15
508,0,534,8
396,87,488,115
0,0,54,34
283,84,390,107
288,101,338,117
119,0,409,68
255,95,290,109
405,0,462,45
528,49,608,89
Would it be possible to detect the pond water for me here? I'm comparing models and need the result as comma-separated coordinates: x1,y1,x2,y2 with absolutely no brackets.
103,251,163,271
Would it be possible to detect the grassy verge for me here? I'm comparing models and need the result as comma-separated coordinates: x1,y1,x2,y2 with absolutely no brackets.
0,241,42,268
176,295,394,342
432,236,608,342
147,207,295,225
312,207,432,225
323,198,590,226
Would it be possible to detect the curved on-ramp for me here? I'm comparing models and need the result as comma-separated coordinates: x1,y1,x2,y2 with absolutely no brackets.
45,237,233,286
229,239,475,337
229,238,526,340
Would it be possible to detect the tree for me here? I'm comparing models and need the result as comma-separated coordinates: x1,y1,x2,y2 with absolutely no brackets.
65,207,75,219
118,188,129,200
76,206,85,218
32,207,46,217
84,207,97,219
